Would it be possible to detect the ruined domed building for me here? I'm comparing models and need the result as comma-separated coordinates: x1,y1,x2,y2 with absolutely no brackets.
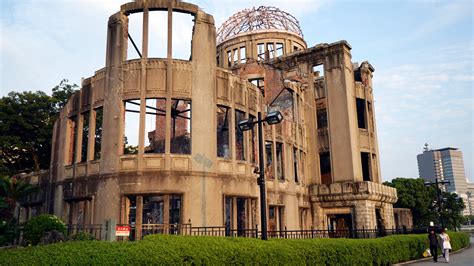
23,0,397,239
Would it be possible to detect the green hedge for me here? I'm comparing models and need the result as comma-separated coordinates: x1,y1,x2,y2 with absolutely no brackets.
0,232,469,265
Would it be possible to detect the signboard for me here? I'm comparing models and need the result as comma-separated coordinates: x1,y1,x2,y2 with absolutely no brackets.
116,225,131,237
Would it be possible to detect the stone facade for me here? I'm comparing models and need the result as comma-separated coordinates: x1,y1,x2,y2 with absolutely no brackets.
21,0,397,237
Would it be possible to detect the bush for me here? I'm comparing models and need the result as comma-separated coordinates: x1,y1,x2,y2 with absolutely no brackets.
23,214,66,245
0,232,469,265
68,232,96,241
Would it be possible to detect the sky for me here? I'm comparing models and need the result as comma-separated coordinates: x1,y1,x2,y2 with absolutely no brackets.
0,0,472,182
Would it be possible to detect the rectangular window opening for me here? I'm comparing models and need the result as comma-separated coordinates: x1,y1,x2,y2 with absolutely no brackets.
265,141,274,180
235,110,246,161
313,64,324,78
172,12,194,60
80,111,90,162
170,99,191,154
124,100,140,155
94,107,103,160
361,152,371,181
257,43,265,61
239,46,246,63
127,13,144,60
319,152,331,184
227,50,232,67
217,105,230,158
249,78,265,97
293,147,299,183
356,98,367,129
233,48,238,65
267,43,275,59
68,116,78,164
148,11,168,58
249,114,256,164
145,98,166,153
276,43,284,57
276,142,284,181
317,108,328,129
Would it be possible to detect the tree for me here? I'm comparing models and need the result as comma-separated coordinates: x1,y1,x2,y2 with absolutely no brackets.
0,80,77,176
385,177,466,229
0,175,39,222
384,178,438,227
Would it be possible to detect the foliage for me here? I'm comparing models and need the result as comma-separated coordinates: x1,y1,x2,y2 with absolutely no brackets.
68,231,96,241
24,214,66,245
0,175,39,222
0,80,77,176
384,178,437,227
439,192,465,230
0,232,469,265
0,219,20,246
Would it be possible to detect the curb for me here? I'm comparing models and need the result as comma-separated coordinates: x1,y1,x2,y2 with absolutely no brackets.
394,245,470,265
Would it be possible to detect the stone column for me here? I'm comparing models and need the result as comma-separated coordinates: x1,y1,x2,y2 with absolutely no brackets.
354,200,375,229
381,203,395,229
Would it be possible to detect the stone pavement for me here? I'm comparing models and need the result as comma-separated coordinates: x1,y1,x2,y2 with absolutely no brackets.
408,237,473,266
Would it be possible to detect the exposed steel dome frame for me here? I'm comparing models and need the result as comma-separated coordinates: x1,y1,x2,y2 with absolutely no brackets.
217,6,304,44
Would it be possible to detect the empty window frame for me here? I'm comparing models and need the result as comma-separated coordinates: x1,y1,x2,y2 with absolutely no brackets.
94,107,103,160
172,12,194,60
313,64,324,78
276,142,284,181
249,114,256,163
268,206,285,232
217,105,230,158
265,141,274,179
319,152,331,184
227,50,232,67
233,48,239,65
293,45,299,51
170,99,191,154
148,11,168,58
317,109,328,129
224,196,256,234
356,98,367,129
367,102,374,130
249,78,265,97
267,43,275,59
127,13,143,60
276,43,284,57
239,46,246,63
80,111,90,162
361,152,371,181
271,88,294,121
235,110,246,161
124,100,140,155
68,116,78,164
293,147,299,183
257,43,265,61
145,98,166,153
216,55,220,66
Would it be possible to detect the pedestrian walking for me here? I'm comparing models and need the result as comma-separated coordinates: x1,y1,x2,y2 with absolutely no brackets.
428,229,439,262
439,229,451,263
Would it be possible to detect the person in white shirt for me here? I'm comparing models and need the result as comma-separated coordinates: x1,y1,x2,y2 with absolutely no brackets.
439,228,452,263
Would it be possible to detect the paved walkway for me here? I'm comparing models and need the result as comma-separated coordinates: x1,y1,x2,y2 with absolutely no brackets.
408,237,474,265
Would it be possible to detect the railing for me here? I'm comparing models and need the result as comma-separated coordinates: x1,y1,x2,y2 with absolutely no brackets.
67,224,103,240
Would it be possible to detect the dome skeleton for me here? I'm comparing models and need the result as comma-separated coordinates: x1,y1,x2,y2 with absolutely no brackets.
217,6,304,44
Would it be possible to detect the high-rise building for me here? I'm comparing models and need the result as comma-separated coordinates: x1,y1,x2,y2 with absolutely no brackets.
417,146,468,194
417,145,472,216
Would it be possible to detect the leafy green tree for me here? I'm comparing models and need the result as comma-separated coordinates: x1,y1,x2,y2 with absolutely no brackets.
385,177,466,229
439,191,465,230
384,178,438,227
0,80,77,176
0,176,39,221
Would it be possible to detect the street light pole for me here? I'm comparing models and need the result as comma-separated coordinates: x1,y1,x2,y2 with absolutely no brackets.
425,178,450,229
238,110,283,240
257,112,268,240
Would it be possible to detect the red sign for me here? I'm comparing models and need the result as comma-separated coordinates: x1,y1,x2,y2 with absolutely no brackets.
116,225,131,237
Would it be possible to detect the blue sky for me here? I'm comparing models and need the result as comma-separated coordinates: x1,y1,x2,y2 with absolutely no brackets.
0,0,472,182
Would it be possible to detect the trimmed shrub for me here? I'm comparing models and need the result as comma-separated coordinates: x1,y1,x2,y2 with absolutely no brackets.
23,214,66,245
68,231,96,241
0,232,469,265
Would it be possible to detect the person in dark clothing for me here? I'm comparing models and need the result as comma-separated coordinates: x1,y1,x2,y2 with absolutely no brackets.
428,230,439,262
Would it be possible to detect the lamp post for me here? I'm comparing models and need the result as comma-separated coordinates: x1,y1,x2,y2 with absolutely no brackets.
424,178,450,229
238,110,283,240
